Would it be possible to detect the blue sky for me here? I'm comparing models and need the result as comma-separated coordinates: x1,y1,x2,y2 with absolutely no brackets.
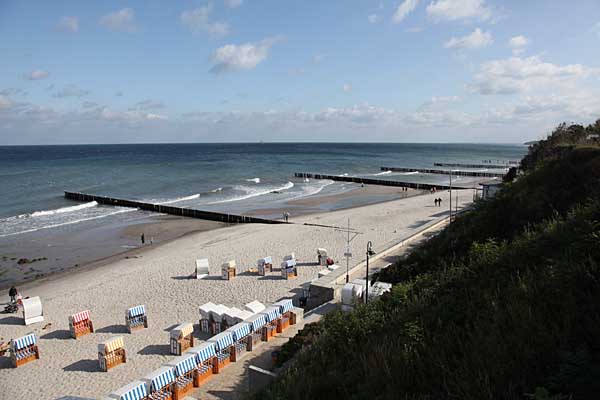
1,0,599,144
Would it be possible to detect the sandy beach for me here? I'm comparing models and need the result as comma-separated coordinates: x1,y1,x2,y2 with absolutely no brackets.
0,188,473,399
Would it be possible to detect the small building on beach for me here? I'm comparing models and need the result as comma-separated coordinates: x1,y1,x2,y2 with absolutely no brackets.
479,180,503,200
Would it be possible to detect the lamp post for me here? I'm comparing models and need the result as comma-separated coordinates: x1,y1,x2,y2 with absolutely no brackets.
365,241,375,304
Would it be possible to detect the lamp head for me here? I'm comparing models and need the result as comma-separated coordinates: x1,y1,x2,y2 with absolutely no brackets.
367,241,375,256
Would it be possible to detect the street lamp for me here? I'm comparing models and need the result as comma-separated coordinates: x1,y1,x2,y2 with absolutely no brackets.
365,241,375,304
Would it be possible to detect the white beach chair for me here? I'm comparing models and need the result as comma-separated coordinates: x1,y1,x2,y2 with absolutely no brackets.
244,300,266,314
195,258,210,279
199,302,217,333
22,296,44,326
317,248,328,266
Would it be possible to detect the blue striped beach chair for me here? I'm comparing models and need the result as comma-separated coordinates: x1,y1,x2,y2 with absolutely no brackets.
185,341,217,386
10,333,39,368
272,298,294,331
226,322,251,361
244,313,267,350
208,330,234,373
260,306,282,341
126,305,148,333
143,366,175,400
165,352,198,398
107,380,148,400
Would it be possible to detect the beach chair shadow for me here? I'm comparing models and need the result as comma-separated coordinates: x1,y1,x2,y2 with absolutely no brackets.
0,355,13,369
171,274,194,280
63,359,102,373
138,344,171,356
163,323,180,332
95,324,128,334
257,276,282,281
41,329,71,340
55,397,97,400
0,316,23,326
407,219,430,229
296,262,318,266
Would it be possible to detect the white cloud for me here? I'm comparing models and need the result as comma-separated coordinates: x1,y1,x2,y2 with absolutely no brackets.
419,95,462,110
53,85,90,98
99,8,136,32
24,70,49,80
146,113,168,121
181,5,230,36
131,99,165,111
426,0,492,22
210,38,279,73
444,28,492,49
343,84,352,92
393,0,420,23
508,35,529,55
471,56,596,95
225,0,243,8
368,14,379,23
57,16,79,33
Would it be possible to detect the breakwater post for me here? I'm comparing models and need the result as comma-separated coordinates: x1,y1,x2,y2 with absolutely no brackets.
64,192,286,224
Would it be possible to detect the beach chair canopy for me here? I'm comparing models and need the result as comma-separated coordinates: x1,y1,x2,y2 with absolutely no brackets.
170,322,194,339
223,307,244,325
198,302,217,319
11,333,37,350
69,310,91,324
208,330,234,352
144,366,175,391
127,305,146,318
210,304,230,322
186,341,217,363
227,322,251,342
221,260,236,270
245,313,267,332
98,336,124,355
282,259,296,268
273,299,294,314
260,306,281,323
166,352,199,377
244,300,266,314
238,310,253,321
317,248,328,256
110,380,148,400
258,256,273,266
283,253,295,262
22,296,44,325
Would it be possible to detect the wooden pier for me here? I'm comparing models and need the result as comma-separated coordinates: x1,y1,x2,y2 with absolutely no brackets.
380,166,505,178
433,162,510,169
64,192,286,224
294,173,473,190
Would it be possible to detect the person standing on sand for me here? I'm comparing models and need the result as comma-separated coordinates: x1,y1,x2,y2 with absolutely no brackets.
438,198,442,207
141,233,145,245
9,286,17,302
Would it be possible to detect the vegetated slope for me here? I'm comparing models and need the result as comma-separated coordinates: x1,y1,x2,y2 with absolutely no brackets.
251,126,600,400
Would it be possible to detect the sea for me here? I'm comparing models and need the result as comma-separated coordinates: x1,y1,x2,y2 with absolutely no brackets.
0,143,526,286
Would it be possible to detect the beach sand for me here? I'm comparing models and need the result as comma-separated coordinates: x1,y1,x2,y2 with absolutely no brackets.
0,188,474,399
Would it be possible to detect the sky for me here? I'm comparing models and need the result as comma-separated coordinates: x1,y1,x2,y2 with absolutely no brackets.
0,0,599,144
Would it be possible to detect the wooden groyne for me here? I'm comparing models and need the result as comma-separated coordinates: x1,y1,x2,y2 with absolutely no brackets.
294,173,472,190
433,162,510,169
380,166,505,178
64,192,286,224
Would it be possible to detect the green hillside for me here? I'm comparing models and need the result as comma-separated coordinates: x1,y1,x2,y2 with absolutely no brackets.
251,120,600,400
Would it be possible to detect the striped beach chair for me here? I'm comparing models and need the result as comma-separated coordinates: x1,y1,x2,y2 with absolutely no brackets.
244,313,267,350
169,322,194,355
272,298,294,331
69,309,94,339
98,336,126,371
260,306,282,341
257,256,273,275
126,305,148,333
106,380,148,400
281,258,298,280
185,341,217,386
10,333,39,368
221,260,236,280
143,366,175,400
208,330,234,373
165,353,197,399
226,322,251,361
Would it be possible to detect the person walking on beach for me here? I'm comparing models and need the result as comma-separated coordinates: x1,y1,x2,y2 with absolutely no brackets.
438,198,442,207
141,233,145,245
283,212,290,222
9,286,17,302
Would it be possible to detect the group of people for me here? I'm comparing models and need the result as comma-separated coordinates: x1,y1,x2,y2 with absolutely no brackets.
434,198,443,207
